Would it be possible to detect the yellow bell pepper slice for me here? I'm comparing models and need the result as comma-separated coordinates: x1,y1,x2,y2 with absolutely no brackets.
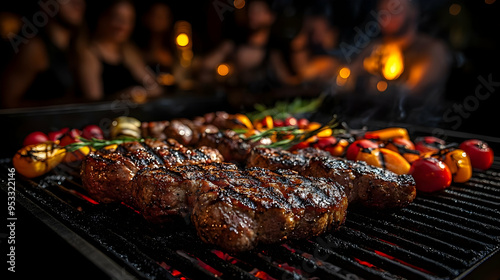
13,142,67,178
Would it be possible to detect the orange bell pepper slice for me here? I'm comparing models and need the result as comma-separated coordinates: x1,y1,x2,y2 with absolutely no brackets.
365,127,410,141
233,114,254,130
356,147,410,175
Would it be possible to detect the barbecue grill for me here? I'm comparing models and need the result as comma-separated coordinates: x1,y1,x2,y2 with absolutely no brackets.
1,100,499,280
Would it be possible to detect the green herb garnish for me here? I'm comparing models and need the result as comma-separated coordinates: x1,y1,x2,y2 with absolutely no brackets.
237,116,343,150
64,137,141,153
247,95,324,121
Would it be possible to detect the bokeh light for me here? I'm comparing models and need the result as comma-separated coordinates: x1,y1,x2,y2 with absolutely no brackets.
217,64,230,76
176,33,189,47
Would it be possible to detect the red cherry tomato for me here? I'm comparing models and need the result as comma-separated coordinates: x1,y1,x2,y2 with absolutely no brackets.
415,136,445,153
82,125,104,140
312,136,337,150
290,141,311,151
273,119,284,127
459,139,494,170
285,117,298,127
48,127,69,142
346,139,378,160
59,129,82,146
410,157,452,192
23,131,49,146
297,118,309,129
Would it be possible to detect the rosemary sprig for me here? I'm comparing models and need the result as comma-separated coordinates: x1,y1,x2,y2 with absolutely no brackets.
64,137,141,153
247,95,325,121
238,116,342,150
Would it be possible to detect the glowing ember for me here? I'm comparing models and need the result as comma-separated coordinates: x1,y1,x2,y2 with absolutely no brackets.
211,249,239,264
177,250,222,277
70,190,99,205
354,258,376,268
281,244,296,253
251,269,276,280
120,202,141,214
158,262,187,279
374,250,433,274
276,262,304,275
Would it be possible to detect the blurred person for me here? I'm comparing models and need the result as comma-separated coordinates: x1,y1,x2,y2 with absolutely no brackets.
135,1,175,73
338,0,450,125
289,9,341,83
202,0,276,90
78,0,161,101
0,0,85,108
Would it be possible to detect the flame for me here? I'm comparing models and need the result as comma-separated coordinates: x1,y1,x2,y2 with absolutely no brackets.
381,44,404,80
364,44,404,81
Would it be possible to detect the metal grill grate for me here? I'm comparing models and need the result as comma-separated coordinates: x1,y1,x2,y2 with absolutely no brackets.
1,157,499,280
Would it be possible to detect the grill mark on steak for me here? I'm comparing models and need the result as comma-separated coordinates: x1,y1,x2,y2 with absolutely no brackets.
248,147,416,209
140,140,166,165
81,140,223,203
82,142,348,251
117,141,163,169
126,163,348,252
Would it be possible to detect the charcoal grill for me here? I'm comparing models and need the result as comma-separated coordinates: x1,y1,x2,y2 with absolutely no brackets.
1,132,499,280
1,98,499,279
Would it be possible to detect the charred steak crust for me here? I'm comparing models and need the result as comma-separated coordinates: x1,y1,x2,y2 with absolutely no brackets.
81,139,223,203
197,131,252,163
248,147,416,208
129,163,348,252
82,142,348,251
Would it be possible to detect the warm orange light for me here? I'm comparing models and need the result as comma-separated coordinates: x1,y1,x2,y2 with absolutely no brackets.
217,64,230,76
381,45,404,80
158,73,175,86
131,87,147,103
339,67,351,79
485,0,496,4
176,33,189,47
182,50,193,60
377,81,388,92
234,0,245,9
336,76,347,86
449,3,461,15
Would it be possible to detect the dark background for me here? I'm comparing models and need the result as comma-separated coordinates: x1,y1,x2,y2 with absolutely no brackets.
0,0,499,138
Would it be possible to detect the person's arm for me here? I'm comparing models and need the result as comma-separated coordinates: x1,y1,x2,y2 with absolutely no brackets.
290,31,309,79
202,40,234,71
123,43,162,97
0,38,47,108
269,50,301,86
406,41,449,94
77,47,103,101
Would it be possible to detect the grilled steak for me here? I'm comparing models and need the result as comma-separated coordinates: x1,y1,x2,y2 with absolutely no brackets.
142,118,269,163
81,139,223,203
197,131,253,162
248,147,416,208
127,163,348,251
